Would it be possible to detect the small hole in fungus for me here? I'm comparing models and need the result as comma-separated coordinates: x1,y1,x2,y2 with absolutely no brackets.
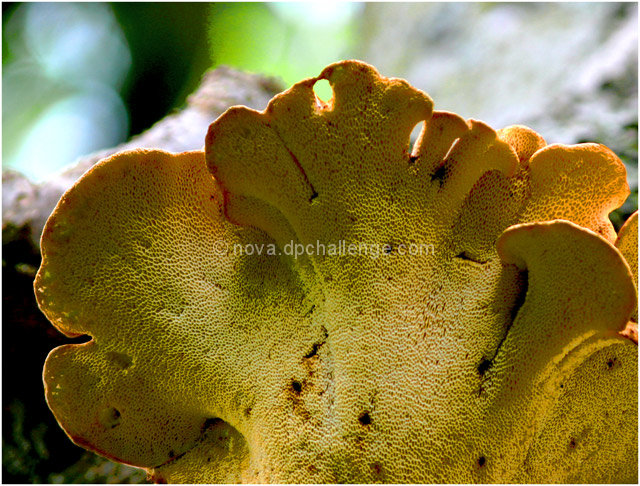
313,79,333,105
569,438,576,449
477,358,491,375
478,456,486,467
291,380,303,394
358,411,372,425
606,358,616,369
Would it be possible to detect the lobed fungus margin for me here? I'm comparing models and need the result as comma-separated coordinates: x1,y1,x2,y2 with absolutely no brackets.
35,60,637,483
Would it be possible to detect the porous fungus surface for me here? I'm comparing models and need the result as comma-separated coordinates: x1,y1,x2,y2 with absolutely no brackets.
616,211,638,324
36,61,637,483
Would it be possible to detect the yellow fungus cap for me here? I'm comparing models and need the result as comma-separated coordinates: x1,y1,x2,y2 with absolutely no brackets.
36,150,321,472
36,61,637,482
616,210,638,323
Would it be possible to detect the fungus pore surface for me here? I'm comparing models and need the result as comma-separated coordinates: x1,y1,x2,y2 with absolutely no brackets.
36,61,637,483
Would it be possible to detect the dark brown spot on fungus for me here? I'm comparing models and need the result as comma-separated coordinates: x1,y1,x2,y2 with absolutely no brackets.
359,411,372,426
99,407,121,429
291,380,303,394
477,456,486,467
304,343,320,359
477,358,491,376
431,164,447,185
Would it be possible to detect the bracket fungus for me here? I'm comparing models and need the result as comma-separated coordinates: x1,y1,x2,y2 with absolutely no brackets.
35,61,637,483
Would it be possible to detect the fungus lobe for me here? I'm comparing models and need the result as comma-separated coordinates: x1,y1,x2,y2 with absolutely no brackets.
36,61,637,483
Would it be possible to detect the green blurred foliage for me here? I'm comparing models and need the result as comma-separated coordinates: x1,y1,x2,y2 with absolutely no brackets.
110,3,212,136
2,2,358,179
208,3,357,99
